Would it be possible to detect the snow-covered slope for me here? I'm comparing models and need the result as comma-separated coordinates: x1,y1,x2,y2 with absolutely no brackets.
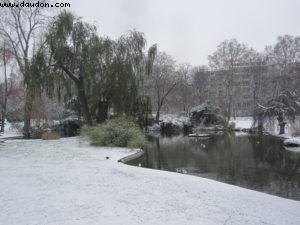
0,137,299,225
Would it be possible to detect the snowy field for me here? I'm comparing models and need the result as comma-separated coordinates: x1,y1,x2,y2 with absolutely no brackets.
0,137,299,225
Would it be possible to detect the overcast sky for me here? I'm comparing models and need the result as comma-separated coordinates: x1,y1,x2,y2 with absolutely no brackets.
68,0,300,66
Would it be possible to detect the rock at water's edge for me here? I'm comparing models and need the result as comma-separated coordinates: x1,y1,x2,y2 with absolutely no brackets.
283,138,300,147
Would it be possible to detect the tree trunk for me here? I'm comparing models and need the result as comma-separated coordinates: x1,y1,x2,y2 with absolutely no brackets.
96,100,108,123
0,50,8,133
77,80,92,126
277,114,286,135
257,118,263,134
0,91,7,133
155,137,161,169
144,98,150,129
155,103,162,123
226,94,233,123
23,89,34,138
279,122,286,135
0,107,6,133
59,66,92,126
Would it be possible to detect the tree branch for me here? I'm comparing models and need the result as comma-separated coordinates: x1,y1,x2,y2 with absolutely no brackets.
59,64,80,84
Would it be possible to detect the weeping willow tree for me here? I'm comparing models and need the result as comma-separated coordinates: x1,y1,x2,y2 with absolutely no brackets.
110,32,150,119
45,11,99,125
88,31,156,126
41,11,156,126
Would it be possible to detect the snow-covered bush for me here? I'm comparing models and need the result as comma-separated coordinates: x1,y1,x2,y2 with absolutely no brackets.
160,114,190,127
81,116,146,149
157,114,191,135
148,123,161,133
190,102,226,126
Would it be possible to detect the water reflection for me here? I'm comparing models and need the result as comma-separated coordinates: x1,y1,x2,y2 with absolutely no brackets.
133,134,300,200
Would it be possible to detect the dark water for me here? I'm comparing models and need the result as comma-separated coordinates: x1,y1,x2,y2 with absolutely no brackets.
129,134,300,200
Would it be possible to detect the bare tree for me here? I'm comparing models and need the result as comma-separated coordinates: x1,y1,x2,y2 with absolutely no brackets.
0,0,48,138
191,66,210,105
171,63,193,113
208,39,255,122
148,52,177,122
265,35,300,95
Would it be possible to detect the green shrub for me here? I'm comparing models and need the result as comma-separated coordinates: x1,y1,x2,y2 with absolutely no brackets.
29,122,47,139
81,116,147,149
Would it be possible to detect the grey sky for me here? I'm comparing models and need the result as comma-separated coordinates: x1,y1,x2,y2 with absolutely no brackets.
55,0,300,65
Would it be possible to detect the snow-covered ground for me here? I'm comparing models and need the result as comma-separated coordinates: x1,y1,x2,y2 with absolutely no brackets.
0,120,22,139
0,137,299,225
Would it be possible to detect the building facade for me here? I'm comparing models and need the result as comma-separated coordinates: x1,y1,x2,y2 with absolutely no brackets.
207,64,300,117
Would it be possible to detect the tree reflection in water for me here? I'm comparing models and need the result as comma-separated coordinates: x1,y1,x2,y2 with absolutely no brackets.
130,134,300,200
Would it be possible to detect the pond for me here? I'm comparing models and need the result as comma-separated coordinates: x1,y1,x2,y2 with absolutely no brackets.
128,133,300,200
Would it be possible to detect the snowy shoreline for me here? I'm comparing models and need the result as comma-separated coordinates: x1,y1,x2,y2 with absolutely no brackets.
0,137,299,225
